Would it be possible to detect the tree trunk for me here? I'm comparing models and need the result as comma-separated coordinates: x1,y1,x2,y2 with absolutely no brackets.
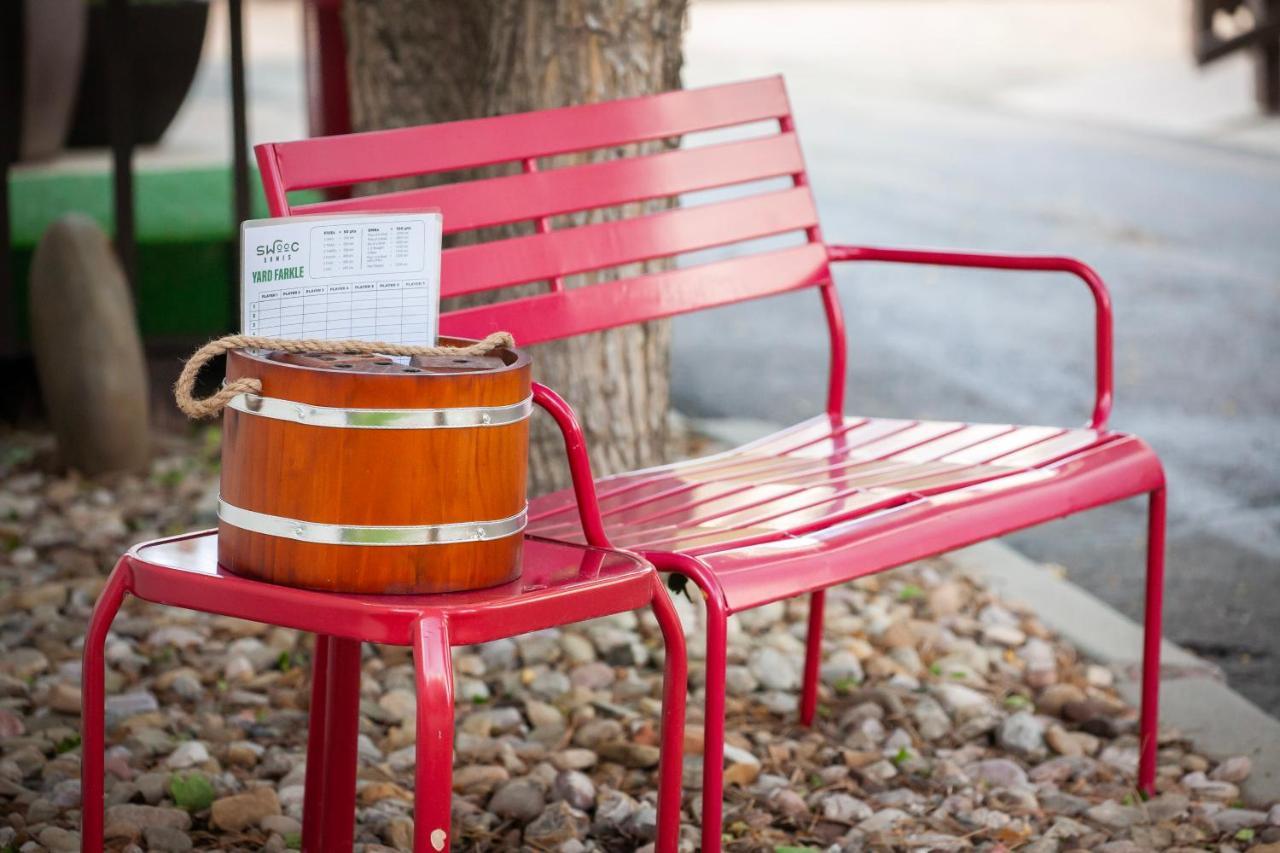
344,0,688,494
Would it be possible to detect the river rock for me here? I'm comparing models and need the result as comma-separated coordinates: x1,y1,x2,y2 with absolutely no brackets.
210,787,281,831
593,789,638,835
479,638,518,670
767,787,809,819
141,826,193,852
47,682,82,714
967,758,1029,789
933,683,996,719
997,711,1046,756
104,804,192,833
1085,799,1144,830
1212,808,1268,833
488,777,545,822
552,770,595,811
723,744,762,786
1045,724,1083,757
982,623,1026,647
598,741,660,769
529,670,571,699
821,651,865,685
859,808,908,832
819,792,873,823
1209,755,1252,783
524,801,589,846
927,581,968,616
1036,683,1086,717
36,827,79,852
912,696,951,740
551,748,597,771
569,661,615,690
165,741,209,770
748,646,800,691
453,765,509,796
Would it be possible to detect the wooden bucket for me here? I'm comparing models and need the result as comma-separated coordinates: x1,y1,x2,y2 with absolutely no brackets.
216,337,530,594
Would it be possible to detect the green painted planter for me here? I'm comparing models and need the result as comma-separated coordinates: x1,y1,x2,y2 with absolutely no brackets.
7,165,323,354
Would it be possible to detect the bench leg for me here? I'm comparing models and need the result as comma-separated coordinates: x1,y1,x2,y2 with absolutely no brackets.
413,615,454,853
700,593,729,853
649,576,688,853
1138,486,1167,795
81,563,130,853
302,635,333,851
800,589,825,726
319,638,362,851
645,553,726,853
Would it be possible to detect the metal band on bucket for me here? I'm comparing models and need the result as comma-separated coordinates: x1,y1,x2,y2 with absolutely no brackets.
218,499,528,546
226,393,533,429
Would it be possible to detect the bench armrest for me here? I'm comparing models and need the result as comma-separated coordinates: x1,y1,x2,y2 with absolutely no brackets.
531,382,612,548
827,244,1114,430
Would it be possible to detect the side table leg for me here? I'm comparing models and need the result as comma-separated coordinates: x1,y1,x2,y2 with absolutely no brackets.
81,562,131,852
319,637,362,851
412,615,453,853
302,634,333,850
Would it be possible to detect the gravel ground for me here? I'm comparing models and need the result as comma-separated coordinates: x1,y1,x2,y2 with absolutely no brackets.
1,428,1279,852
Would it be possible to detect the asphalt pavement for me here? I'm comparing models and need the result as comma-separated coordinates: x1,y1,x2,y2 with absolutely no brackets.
676,1,1280,711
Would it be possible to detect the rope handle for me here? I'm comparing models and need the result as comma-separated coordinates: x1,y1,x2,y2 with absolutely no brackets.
173,331,516,419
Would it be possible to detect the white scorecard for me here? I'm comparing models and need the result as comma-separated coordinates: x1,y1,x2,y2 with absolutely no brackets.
240,211,443,346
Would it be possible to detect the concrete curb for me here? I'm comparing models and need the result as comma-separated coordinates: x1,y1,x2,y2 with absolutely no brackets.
686,414,1280,803
948,540,1280,805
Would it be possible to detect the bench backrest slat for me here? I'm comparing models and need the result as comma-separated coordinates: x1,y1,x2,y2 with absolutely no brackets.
290,132,807,235
264,77,794,192
438,186,818,298
442,243,831,345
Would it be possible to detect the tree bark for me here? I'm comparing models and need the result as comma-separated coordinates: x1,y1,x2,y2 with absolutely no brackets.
344,0,688,494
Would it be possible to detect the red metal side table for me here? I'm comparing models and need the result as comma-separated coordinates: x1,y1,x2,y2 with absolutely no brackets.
81,531,686,853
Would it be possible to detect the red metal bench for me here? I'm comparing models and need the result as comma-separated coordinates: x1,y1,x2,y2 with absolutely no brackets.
256,76,1167,852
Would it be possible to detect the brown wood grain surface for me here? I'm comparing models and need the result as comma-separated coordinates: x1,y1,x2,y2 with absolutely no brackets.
218,339,530,594
217,525,524,594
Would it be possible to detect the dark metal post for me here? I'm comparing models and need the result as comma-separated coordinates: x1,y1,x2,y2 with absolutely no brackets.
106,0,136,286
1258,0,1280,113
229,0,250,329
1193,0,1280,113
0,169,11,357
0,0,22,356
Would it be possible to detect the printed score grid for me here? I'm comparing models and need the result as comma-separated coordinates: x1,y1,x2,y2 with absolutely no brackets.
246,280,433,343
